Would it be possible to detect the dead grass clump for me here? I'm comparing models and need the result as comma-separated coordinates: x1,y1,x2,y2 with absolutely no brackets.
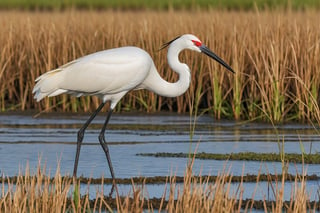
0,162,72,212
0,158,317,212
164,161,241,212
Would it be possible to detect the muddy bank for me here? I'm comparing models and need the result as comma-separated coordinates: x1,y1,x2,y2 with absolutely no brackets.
137,152,320,164
1,173,318,184
84,196,320,211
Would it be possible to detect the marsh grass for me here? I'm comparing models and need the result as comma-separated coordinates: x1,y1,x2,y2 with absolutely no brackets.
0,157,317,212
0,10,320,123
136,152,320,164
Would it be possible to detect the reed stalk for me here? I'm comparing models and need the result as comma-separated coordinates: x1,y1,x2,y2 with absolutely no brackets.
0,10,319,123
1,157,316,212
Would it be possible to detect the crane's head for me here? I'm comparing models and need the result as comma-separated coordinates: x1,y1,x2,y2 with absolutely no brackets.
160,34,235,74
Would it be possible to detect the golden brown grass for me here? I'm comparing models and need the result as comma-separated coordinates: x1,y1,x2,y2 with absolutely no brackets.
0,158,317,212
0,10,319,122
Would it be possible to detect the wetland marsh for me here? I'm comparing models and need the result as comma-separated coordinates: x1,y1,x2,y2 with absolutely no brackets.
1,113,320,205
1,6,320,212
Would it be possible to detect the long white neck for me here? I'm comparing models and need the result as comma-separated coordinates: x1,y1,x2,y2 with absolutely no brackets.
142,45,191,98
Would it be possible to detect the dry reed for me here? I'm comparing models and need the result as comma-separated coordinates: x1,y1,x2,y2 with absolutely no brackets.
0,158,317,212
0,10,319,123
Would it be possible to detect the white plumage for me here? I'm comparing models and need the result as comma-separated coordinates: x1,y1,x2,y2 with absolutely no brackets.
33,46,153,108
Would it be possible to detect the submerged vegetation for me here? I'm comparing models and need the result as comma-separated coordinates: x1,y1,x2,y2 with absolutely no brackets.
137,152,320,164
0,10,320,123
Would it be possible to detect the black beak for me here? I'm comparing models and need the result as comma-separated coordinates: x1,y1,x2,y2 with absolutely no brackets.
200,45,235,74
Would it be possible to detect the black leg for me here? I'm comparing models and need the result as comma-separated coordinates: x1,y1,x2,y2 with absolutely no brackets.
98,109,117,195
73,102,106,177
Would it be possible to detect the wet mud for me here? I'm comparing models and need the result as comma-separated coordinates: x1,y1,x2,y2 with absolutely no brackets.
2,173,318,185
137,152,320,164
82,196,320,211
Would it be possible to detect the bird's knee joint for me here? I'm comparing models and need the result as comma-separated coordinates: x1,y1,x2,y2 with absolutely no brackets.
98,133,105,143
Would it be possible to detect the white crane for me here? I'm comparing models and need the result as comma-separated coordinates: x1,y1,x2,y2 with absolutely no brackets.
33,34,234,193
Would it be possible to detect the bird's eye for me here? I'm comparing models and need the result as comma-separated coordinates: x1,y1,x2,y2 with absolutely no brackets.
191,40,202,47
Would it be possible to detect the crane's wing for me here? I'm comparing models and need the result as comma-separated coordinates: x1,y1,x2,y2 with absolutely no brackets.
33,47,152,101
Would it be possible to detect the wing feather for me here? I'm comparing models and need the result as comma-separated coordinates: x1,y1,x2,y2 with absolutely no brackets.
60,47,152,94
33,46,153,101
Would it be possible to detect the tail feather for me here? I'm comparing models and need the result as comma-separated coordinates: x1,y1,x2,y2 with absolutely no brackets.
33,68,66,101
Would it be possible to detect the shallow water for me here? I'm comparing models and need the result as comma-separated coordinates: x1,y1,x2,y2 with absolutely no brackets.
0,113,320,201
